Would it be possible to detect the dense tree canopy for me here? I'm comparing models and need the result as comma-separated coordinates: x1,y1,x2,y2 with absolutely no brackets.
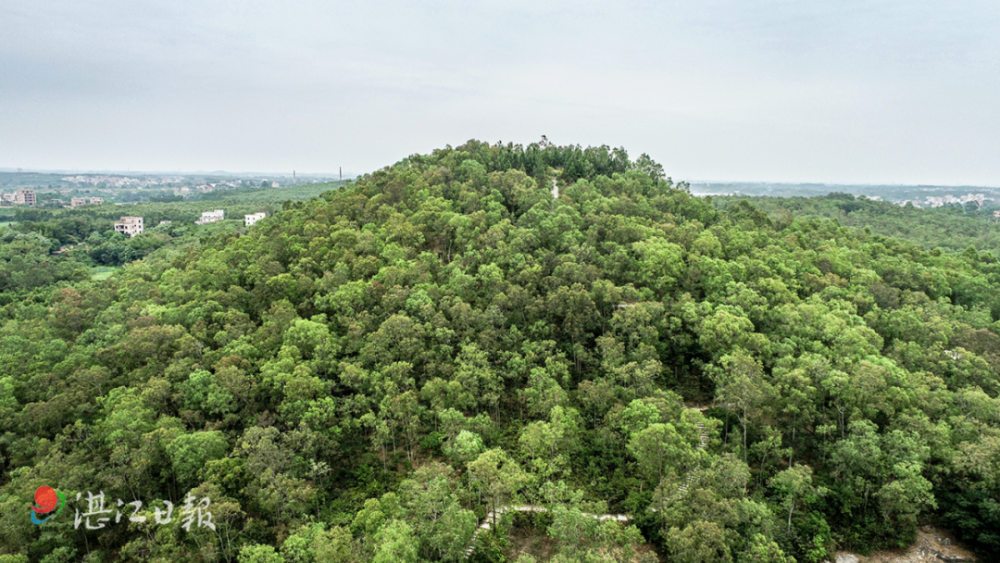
1,141,999,562
714,192,1000,258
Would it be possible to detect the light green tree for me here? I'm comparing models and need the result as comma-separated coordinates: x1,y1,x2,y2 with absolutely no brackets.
770,464,825,534
372,520,419,563
740,534,795,563
238,545,285,563
667,521,733,563
467,449,529,533
712,348,772,465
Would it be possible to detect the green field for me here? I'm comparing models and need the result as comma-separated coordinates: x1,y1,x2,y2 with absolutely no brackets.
90,266,117,280
201,181,346,202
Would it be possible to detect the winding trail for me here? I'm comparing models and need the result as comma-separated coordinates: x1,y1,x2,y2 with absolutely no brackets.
463,408,709,559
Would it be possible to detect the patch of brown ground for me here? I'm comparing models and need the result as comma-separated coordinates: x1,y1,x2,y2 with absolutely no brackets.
836,526,977,563
505,524,661,562
506,524,559,562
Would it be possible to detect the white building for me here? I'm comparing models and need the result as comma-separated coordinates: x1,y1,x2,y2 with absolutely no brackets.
245,212,267,227
195,209,225,225
114,216,144,237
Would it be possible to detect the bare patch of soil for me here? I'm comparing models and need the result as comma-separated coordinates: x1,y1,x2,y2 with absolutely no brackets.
505,524,661,562
835,526,976,563
506,525,559,562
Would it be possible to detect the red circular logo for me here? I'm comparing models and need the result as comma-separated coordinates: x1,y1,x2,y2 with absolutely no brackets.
34,486,58,513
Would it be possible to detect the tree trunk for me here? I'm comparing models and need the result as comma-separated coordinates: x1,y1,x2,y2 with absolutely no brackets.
789,426,795,467
787,500,795,534
742,406,749,465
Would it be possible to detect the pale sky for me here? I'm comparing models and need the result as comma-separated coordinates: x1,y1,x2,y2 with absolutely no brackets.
2,1,999,185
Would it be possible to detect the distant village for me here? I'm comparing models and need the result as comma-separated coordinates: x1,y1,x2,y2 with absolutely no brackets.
0,173,290,207
115,210,266,237
0,189,108,208
2,188,118,208
1,188,267,238
59,175,180,188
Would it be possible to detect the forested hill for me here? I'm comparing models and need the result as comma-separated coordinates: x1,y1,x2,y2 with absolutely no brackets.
2,140,1000,563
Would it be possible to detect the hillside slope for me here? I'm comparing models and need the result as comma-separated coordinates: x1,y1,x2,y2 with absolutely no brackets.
1,141,999,562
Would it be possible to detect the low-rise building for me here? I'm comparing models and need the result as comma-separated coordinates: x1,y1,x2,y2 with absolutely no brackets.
195,209,225,225
13,189,36,206
244,212,267,227
71,197,104,208
114,216,143,237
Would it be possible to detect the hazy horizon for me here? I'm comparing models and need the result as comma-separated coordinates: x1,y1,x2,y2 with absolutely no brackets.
0,167,350,178
3,1,1000,185
6,167,1000,192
